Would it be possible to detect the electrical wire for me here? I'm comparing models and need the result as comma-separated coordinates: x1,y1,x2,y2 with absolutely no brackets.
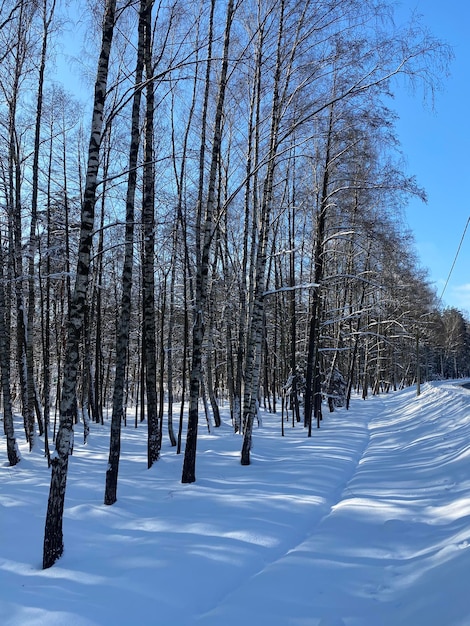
439,216,470,304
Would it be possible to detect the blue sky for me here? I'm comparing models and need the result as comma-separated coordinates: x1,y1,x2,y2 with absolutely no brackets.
58,1,468,314
393,1,470,314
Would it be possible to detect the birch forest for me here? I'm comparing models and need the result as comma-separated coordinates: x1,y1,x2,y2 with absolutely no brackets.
1,0,468,568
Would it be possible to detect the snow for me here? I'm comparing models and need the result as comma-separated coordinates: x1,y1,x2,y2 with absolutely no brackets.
2,380,470,625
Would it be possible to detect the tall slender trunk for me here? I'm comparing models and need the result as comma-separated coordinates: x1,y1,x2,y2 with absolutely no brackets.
142,0,159,469
81,304,92,442
4,0,30,448
39,113,55,464
241,0,310,461
12,153,30,444
26,0,56,452
241,0,285,466
0,234,20,466
182,0,235,483
304,101,335,433
43,0,117,569
288,161,300,422
234,19,264,434
167,15,201,450
92,168,107,424
104,4,143,492
206,239,221,428
345,249,371,410
325,191,360,412
158,275,167,446
166,226,177,447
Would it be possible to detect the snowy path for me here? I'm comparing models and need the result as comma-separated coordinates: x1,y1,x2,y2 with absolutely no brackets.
197,383,470,626
188,398,376,626
2,381,470,626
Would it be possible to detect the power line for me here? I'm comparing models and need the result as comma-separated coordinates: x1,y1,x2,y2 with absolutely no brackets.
439,216,470,305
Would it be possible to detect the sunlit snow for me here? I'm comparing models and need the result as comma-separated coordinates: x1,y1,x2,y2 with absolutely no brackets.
1,380,470,625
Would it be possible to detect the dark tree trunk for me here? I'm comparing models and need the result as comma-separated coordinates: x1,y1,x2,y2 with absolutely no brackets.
142,0,159,469
182,0,235,483
104,0,145,504
26,0,55,450
0,236,20,466
43,0,117,569
304,101,334,433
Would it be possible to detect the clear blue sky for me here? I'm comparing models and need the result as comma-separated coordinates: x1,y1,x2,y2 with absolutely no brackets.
394,1,470,314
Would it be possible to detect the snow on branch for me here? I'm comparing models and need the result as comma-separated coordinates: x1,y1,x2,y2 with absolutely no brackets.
263,282,319,297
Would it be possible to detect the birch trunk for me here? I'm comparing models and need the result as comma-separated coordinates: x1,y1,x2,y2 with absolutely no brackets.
234,18,264,433
43,0,117,569
26,0,55,453
241,0,285,466
5,1,30,447
142,0,159,469
0,234,20,466
182,0,235,483
166,227,177,447
304,101,335,433
104,0,144,495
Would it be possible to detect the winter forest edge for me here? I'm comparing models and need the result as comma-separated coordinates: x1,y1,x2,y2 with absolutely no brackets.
0,0,469,571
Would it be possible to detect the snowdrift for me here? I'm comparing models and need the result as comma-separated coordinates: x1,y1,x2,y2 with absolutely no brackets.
1,380,470,625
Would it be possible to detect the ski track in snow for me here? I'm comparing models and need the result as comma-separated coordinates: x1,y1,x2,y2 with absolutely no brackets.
2,380,470,626
196,382,470,626
193,399,377,626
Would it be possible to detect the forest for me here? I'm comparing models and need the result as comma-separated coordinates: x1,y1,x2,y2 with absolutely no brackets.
1,0,469,568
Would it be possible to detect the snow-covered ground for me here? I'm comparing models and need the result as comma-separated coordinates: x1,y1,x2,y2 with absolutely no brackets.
2,380,470,625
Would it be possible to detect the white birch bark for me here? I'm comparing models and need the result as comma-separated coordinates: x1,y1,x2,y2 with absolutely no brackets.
241,0,285,465
182,0,235,483
43,0,117,569
105,0,146,504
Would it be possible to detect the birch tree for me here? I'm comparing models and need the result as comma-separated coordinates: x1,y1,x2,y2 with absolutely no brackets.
43,0,118,569
0,233,20,465
241,0,290,465
1,0,36,448
104,0,146,504
26,0,57,450
141,0,160,468
182,0,235,483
